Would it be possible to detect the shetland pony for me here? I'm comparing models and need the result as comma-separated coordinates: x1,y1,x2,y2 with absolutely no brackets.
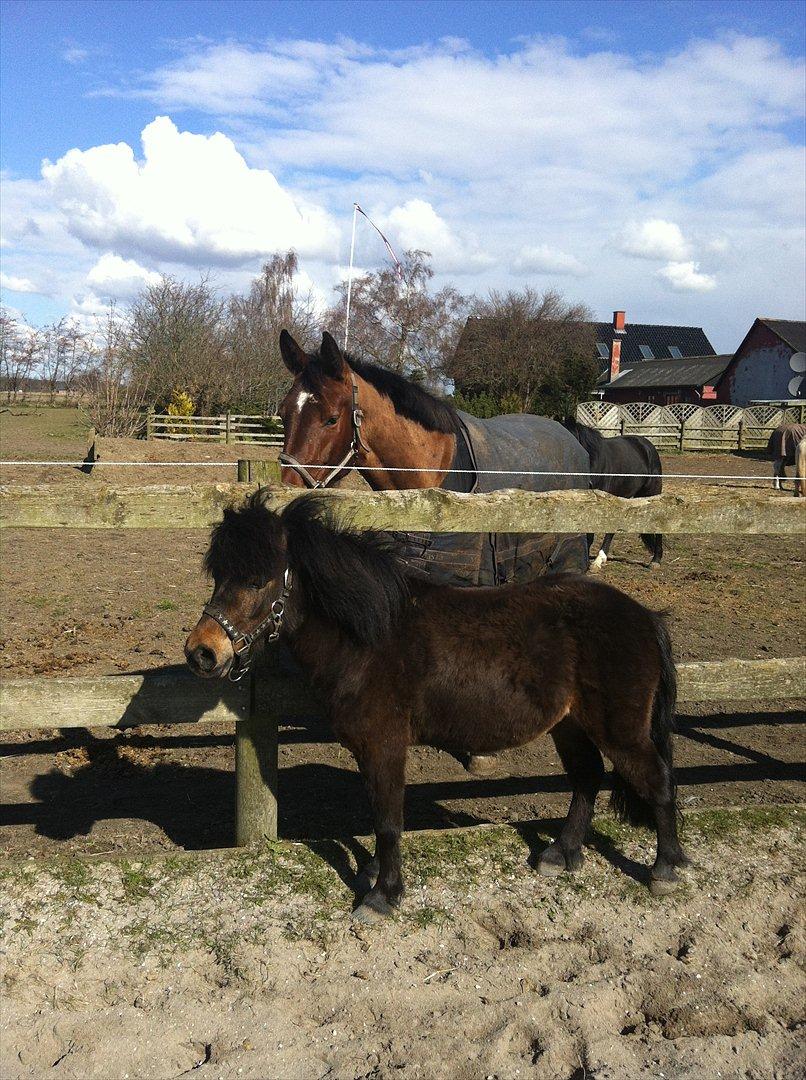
563,419,664,570
186,495,688,921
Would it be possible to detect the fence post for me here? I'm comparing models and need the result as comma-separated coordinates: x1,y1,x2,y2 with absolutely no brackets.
679,418,685,452
236,665,279,844
225,412,232,444
145,406,155,440
237,459,282,484
738,419,745,451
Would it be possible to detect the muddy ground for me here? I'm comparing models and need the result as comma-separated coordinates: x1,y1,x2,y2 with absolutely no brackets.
1,406,805,1078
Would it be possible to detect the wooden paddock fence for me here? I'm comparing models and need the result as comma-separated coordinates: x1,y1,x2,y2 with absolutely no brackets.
144,409,283,445
1,480,804,845
577,400,806,452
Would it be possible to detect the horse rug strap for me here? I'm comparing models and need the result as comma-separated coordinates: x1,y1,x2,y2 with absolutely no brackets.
394,411,591,586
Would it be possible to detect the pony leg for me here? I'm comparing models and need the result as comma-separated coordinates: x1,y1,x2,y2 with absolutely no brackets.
591,533,614,572
353,742,407,922
640,533,663,569
773,459,784,490
609,742,689,895
537,717,604,876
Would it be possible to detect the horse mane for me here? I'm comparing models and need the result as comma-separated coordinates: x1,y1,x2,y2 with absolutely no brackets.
281,496,410,646
562,418,605,458
304,345,461,435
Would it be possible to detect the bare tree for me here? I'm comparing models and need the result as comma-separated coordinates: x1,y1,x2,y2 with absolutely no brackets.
326,250,469,388
227,252,318,413
447,287,597,417
37,319,91,403
80,307,150,436
0,308,38,402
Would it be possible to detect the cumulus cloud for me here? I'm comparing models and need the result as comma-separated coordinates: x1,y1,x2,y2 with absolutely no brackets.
620,219,692,261
382,199,492,273
511,244,587,277
656,261,717,292
42,116,340,267
85,253,162,299
0,272,40,293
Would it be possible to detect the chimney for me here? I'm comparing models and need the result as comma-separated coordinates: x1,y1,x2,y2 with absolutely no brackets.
609,338,621,382
613,310,626,332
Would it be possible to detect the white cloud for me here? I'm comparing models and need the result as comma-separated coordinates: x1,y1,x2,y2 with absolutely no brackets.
381,199,492,273
511,244,587,277
621,219,692,261
0,272,40,293
42,116,340,267
85,253,162,299
656,261,717,292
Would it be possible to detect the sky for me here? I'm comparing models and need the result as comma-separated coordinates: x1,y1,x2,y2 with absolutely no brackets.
1,0,804,351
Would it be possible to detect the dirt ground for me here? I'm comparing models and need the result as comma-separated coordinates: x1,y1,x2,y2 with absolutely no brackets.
1,406,805,1078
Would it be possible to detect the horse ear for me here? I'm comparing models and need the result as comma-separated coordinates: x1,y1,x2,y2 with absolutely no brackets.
319,331,345,377
279,330,309,374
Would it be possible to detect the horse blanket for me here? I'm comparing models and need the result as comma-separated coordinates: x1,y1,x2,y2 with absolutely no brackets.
394,410,590,586
768,424,806,464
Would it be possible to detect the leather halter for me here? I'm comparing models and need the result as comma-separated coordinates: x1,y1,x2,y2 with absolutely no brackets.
202,568,293,682
278,373,369,489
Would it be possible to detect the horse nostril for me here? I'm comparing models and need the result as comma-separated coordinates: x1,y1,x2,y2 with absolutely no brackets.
190,645,218,673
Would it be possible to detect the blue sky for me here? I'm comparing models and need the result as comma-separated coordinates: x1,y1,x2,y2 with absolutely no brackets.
1,0,804,350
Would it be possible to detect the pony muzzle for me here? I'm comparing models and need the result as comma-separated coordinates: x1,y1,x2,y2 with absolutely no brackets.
184,620,235,679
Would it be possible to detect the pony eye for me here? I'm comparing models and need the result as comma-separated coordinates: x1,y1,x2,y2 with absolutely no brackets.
324,415,339,427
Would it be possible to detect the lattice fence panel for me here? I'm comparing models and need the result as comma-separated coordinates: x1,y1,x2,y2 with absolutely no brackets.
621,404,679,450
576,400,622,436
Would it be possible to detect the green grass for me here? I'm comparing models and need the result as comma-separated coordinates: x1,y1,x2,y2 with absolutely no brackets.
155,599,178,611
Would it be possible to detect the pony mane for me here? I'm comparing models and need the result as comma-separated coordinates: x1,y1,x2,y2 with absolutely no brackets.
204,493,285,585
562,418,604,457
281,496,410,647
304,346,461,435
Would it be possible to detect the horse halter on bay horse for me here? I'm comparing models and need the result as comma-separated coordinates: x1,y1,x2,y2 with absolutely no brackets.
278,373,370,489
202,568,293,681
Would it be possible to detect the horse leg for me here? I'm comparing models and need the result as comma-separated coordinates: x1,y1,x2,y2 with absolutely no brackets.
352,741,407,922
640,532,663,569
591,533,614,572
537,717,604,876
773,458,784,490
608,742,689,896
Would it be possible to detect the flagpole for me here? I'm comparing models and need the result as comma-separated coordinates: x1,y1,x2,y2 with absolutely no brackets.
344,203,359,352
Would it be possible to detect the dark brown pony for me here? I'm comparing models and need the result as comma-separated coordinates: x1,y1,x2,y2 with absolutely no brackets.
186,494,689,921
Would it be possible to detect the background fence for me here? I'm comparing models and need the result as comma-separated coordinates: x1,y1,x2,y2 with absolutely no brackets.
576,401,806,452
145,409,283,445
1,482,804,846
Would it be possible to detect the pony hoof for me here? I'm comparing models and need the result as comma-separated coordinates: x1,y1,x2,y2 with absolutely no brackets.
589,561,602,574
649,561,661,571
649,872,679,897
352,891,397,924
466,754,498,776
537,844,582,876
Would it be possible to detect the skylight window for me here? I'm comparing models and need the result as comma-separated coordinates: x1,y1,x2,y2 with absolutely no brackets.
639,344,655,360
668,345,682,359
596,342,609,359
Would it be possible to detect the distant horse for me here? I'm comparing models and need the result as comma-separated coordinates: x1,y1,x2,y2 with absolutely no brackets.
795,438,806,497
186,494,689,921
563,419,664,571
767,424,806,492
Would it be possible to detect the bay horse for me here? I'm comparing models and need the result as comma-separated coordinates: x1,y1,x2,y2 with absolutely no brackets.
186,493,689,921
563,419,663,570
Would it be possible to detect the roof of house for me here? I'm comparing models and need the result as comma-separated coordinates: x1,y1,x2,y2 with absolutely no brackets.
597,355,732,390
591,322,716,366
757,319,806,354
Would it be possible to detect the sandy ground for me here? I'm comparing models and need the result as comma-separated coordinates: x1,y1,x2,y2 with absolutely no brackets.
1,807,804,1080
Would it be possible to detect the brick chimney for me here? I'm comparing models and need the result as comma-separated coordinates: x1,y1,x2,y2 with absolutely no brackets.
610,310,626,381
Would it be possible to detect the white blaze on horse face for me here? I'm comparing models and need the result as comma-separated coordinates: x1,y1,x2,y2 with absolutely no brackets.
295,391,316,414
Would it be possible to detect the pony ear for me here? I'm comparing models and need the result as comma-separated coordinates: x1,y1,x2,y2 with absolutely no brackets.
279,330,309,374
319,331,345,377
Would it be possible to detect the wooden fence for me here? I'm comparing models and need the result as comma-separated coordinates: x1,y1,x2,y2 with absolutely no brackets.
144,409,283,445
577,401,806,452
1,483,804,845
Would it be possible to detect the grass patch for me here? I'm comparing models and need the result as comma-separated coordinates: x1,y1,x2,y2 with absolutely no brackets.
119,861,155,901
155,599,178,611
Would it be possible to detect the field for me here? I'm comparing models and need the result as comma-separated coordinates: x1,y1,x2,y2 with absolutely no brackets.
1,405,804,1078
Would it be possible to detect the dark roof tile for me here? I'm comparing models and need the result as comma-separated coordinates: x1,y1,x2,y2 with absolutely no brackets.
596,355,732,389
758,319,806,354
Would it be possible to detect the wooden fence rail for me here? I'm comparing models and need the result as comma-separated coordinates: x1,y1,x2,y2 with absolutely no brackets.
2,658,804,844
145,410,282,445
2,484,804,534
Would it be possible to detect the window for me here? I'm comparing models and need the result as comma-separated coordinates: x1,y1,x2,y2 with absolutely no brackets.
596,342,609,359
668,345,682,359
639,344,655,360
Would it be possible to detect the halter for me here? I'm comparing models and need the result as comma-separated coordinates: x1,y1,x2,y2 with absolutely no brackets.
278,373,369,489
202,568,293,682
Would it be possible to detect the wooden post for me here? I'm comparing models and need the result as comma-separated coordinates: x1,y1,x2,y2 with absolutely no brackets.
225,412,232,444
236,664,279,845
738,418,745,451
236,459,282,484
679,418,685,452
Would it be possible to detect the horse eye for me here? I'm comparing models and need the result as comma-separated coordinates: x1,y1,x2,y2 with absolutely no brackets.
324,415,339,427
